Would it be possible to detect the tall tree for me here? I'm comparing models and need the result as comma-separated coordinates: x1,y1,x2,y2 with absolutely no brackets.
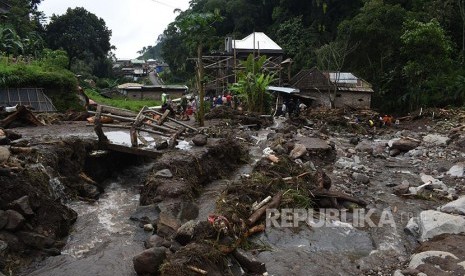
175,10,222,126
315,30,357,108
400,19,453,109
45,7,112,70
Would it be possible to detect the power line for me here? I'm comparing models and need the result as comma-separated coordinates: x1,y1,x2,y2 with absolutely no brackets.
147,0,178,10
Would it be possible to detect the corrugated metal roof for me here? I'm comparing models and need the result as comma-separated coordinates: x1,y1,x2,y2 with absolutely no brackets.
328,72,358,84
117,83,143,89
131,59,145,64
232,32,282,51
266,86,299,94
0,88,56,112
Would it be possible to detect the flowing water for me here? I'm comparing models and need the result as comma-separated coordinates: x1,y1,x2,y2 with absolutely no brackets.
20,165,153,276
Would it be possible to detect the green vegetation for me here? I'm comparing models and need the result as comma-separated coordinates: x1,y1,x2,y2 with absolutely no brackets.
153,0,465,113
3,0,465,113
85,89,160,112
229,54,275,113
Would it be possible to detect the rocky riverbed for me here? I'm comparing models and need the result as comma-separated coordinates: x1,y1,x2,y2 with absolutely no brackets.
1,107,465,275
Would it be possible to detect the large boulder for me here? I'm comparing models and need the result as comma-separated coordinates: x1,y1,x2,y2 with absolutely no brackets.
192,134,208,146
9,196,34,217
133,247,167,275
389,138,420,152
407,210,465,241
440,196,465,215
4,210,25,231
17,231,55,249
447,162,465,178
407,251,465,275
422,134,450,146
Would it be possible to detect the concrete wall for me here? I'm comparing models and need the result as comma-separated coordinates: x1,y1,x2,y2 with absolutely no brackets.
303,91,371,109
127,90,184,101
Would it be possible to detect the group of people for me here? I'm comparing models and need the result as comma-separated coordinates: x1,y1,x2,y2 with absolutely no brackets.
161,92,196,121
280,98,307,117
365,114,399,128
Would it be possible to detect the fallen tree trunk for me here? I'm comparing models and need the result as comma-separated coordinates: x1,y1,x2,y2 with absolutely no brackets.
312,190,367,207
247,191,283,226
232,249,266,274
0,106,44,128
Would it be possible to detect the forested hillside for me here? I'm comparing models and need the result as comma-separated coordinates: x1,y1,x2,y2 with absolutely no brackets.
153,0,465,112
2,0,465,113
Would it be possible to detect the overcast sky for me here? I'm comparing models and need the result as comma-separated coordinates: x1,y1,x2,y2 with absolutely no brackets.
38,0,191,60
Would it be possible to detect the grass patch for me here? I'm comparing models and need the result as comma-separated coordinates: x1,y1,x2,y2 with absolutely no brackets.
85,89,160,112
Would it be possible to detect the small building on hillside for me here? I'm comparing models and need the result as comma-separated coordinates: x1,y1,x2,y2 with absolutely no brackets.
290,68,373,109
123,85,188,101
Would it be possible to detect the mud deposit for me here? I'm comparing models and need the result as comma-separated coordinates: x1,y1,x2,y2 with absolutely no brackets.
1,107,465,275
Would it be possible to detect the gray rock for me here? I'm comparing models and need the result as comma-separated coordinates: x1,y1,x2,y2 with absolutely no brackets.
447,162,465,177
192,134,208,146
389,138,420,152
0,240,7,253
4,210,25,231
405,217,419,236
407,148,424,157
393,180,410,195
145,234,168,249
0,146,10,164
422,134,450,146
130,204,160,224
416,210,465,241
79,183,100,199
155,139,168,150
289,143,307,159
352,172,370,184
440,196,465,215
272,144,287,155
133,247,167,275
9,196,34,217
174,220,198,245
0,210,7,229
408,251,458,270
355,141,373,154
143,224,154,232
389,148,401,157
17,231,55,249
179,201,199,221
349,137,359,145
302,161,316,171
154,169,173,178
335,157,355,169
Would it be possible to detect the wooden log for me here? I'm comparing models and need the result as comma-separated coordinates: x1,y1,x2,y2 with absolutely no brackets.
143,116,178,131
312,190,367,207
131,106,148,147
88,111,135,122
247,191,283,226
98,105,137,117
217,224,265,254
187,265,207,275
93,105,109,143
97,123,172,137
168,127,186,149
0,105,44,128
102,143,162,158
232,249,266,274
158,109,171,125
144,110,197,132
